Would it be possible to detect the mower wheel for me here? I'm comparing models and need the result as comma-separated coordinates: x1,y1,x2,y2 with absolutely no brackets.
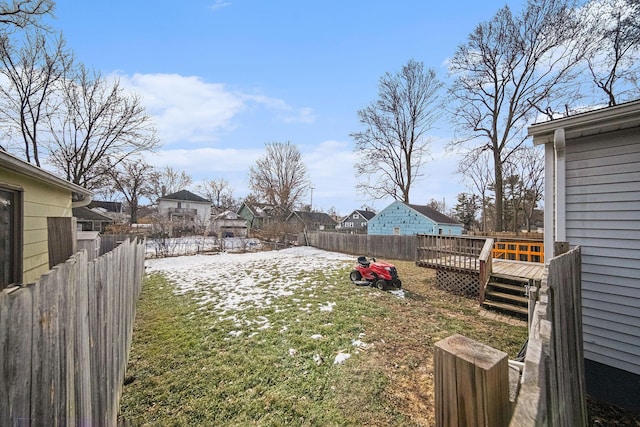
350,270,362,282
395,279,402,289
375,279,387,290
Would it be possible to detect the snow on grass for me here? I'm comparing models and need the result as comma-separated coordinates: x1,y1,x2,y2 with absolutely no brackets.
145,246,354,337
146,246,352,314
145,245,400,368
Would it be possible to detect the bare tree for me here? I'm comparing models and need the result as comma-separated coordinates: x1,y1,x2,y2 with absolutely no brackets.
510,146,545,232
426,198,447,214
351,59,443,203
0,0,53,31
148,166,192,203
46,64,159,190
198,177,235,213
448,0,583,231
0,30,73,166
457,149,495,232
578,0,640,105
106,157,152,224
248,141,309,219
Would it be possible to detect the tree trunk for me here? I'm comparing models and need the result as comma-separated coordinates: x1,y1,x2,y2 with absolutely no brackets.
494,153,504,232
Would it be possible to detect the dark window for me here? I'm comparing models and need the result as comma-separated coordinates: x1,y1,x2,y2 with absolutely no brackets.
0,187,22,288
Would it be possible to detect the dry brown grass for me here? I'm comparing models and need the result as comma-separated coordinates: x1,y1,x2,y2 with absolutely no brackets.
356,259,528,426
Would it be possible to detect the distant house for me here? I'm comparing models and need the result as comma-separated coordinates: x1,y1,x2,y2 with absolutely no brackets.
286,211,338,233
0,151,92,287
87,200,126,223
73,206,114,232
157,190,211,234
528,99,640,413
237,201,277,231
368,201,463,236
211,210,247,238
338,209,376,233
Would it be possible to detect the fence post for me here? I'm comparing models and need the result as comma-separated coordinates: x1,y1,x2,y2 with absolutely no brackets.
434,334,510,427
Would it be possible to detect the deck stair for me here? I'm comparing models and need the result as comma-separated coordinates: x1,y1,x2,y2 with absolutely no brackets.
482,273,530,317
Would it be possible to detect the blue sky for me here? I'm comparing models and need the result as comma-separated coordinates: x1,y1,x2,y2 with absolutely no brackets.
49,0,523,215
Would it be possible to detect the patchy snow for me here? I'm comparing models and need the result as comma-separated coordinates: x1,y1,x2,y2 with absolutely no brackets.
146,246,353,316
145,245,403,367
334,352,351,364
388,288,405,298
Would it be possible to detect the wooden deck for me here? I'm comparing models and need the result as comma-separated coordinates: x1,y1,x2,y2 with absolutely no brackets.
417,256,545,281
493,259,545,281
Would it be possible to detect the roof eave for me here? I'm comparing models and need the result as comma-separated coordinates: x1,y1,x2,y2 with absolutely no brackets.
528,100,640,145
1,151,92,205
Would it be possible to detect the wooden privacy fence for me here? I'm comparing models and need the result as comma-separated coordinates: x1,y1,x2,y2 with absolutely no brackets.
510,246,587,426
0,237,146,426
304,232,417,261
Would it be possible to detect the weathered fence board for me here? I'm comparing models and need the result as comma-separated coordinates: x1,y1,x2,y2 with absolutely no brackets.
509,246,586,426
1,237,145,426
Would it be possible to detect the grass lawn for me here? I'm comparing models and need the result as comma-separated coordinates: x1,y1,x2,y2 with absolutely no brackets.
119,250,528,426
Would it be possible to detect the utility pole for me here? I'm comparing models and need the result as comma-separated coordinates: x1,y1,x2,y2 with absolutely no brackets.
310,185,315,211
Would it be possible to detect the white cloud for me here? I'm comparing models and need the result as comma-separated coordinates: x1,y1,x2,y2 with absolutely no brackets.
209,0,231,11
118,73,245,145
117,73,315,146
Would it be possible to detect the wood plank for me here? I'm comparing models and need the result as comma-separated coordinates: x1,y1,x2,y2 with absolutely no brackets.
0,287,34,424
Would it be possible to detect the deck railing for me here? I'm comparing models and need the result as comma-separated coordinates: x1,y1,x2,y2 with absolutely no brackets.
493,240,544,263
416,235,488,272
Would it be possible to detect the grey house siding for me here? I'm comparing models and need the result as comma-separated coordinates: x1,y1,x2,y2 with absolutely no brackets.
565,127,640,375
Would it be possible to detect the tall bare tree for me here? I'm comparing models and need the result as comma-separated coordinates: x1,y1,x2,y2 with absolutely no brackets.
248,141,309,219
448,0,583,231
351,59,443,203
46,64,159,190
578,0,640,105
106,157,152,224
198,178,235,213
147,166,192,203
0,30,73,166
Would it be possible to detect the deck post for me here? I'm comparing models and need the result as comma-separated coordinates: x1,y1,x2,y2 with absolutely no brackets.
434,334,510,427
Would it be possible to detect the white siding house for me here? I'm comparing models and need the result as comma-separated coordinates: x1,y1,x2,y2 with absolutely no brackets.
157,190,211,235
528,99,640,412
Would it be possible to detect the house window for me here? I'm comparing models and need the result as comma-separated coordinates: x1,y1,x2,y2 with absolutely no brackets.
177,201,182,209
393,227,400,235
0,187,22,288
352,213,360,219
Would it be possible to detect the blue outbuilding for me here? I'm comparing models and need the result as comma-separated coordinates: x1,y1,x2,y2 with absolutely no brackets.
368,201,463,236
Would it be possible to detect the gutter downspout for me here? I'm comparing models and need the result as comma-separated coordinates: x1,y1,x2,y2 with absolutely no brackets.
554,128,567,248
72,193,92,208
544,142,555,264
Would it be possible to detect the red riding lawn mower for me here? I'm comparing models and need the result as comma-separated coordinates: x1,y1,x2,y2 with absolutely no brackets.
349,256,402,291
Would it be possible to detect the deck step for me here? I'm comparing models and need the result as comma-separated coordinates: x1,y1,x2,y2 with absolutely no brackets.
485,290,528,304
482,300,528,315
487,281,526,294
489,273,530,285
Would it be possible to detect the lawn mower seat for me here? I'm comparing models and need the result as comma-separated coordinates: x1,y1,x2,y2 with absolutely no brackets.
357,256,370,267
